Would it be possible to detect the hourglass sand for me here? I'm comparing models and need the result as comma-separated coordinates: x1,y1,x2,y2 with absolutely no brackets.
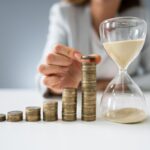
99,17,148,124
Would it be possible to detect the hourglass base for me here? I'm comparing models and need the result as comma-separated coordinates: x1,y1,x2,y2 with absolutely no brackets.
103,108,146,124
100,71,148,124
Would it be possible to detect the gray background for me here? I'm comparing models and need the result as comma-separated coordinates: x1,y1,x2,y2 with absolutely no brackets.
0,0,149,89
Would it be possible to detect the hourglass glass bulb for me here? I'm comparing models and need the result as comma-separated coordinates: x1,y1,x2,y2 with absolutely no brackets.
99,17,148,124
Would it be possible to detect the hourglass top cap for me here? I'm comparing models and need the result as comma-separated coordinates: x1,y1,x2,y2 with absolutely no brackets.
100,16,147,26
99,16,147,41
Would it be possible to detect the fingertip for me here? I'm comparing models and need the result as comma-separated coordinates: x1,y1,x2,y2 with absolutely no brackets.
74,51,82,61
38,64,45,73
47,52,55,64
43,76,49,86
53,44,63,53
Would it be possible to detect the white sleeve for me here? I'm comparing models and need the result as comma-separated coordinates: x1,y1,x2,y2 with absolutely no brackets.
36,3,68,97
42,3,68,61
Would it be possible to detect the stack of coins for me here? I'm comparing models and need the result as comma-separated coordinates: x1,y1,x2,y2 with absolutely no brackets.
0,114,6,122
43,100,58,121
7,111,23,122
25,107,41,122
81,56,96,121
62,88,77,121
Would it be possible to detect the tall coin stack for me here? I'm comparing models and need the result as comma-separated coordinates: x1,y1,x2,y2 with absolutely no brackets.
81,56,96,121
62,88,77,121
43,100,58,121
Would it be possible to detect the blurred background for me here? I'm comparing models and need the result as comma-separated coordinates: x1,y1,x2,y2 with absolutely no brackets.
0,0,150,89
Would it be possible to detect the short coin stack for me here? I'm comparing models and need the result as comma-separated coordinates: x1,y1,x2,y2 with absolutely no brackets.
81,56,97,121
0,114,6,122
62,88,77,121
43,100,58,121
7,111,23,122
25,107,41,122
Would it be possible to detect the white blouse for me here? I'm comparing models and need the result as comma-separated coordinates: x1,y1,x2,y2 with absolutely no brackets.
37,2,150,97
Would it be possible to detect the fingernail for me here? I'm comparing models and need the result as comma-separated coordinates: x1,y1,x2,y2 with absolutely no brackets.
54,44,63,52
74,52,81,60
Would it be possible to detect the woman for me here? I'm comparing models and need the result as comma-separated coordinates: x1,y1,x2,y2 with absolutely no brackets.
38,0,150,97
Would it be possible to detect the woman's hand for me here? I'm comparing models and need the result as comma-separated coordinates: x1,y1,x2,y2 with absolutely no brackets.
38,44,101,94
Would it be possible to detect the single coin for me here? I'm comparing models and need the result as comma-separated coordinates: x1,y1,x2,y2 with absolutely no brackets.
82,106,96,111
62,114,76,121
62,95,77,99
62,105,76,110
43,109,57,113
62,97,77,102
25,106,41,114
82,110,96,115
82,77,96,81
82,68,96,71
26,106,41,112
82,112,96,116
82,115,96,121
82,104,96,108
43,100,58,111
82,99,96,103
82,88,96,92
43,109,57,112
43,112,58,121
82,74,96,77
82,95,96,99
82,81,96,84
82,97,96,101
81,55,96,61
82,92,96,95
62,109,76,113
43,112,57,116
82,85,96,89
26,115,41,122
82,62,96,66
63,88,77,94
82,105,96,108
43,100,58,106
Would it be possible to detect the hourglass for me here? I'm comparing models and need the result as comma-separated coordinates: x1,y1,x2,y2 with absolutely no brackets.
99,17,148,124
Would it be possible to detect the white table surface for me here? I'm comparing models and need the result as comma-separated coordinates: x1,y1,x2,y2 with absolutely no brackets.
0,89,150,150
